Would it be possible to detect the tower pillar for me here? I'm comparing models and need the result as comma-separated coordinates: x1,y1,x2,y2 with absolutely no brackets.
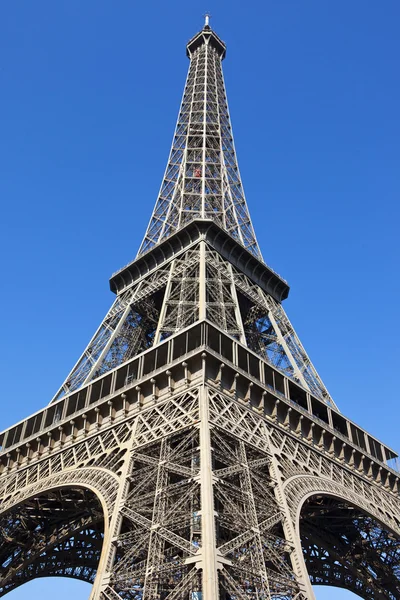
198,382,219,598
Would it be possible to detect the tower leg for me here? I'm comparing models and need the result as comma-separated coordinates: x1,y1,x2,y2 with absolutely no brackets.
89,430,136,600
268,446,316,600
199,384,219,598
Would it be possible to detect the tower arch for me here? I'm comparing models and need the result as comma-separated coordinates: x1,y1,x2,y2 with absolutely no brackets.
0,468,117,597
285,475,400,599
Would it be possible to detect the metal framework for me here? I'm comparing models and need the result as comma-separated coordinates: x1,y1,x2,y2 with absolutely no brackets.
138,24,260,259
0,16,399,600
52,239,334,407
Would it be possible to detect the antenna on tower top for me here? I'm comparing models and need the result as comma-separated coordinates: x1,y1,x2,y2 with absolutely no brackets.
204,13,210,28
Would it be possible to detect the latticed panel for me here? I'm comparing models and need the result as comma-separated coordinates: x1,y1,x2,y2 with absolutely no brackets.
52,283,161,401
110,428,203,599
212,429,302,600
158,246,201,340
105,414,303,598
138,35,261,259
52,290,135,399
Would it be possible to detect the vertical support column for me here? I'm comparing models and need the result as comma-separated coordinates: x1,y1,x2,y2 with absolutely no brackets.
199,241,207,321
199,384,219,598
142,438,169,598
82,295,136,385
228,263,246,345
267,438,316,600
154,260,175,344
201,40,208,219
238,440,271,597
90,423,138,600
265,303,312,395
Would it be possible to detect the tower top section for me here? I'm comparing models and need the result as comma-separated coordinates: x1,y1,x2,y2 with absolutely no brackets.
186,17,226,59
138,17,261,260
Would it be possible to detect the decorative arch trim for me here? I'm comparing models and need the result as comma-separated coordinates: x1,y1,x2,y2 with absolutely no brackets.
0,467,120,527
283,473,400,537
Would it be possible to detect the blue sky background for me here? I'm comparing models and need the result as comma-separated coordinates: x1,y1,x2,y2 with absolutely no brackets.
1,1,399,599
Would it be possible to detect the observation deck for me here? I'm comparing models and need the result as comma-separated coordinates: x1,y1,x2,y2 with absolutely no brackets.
110,219,289,302
186,23,226,59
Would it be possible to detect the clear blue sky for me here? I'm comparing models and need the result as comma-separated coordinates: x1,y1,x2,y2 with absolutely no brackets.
1,1,399,599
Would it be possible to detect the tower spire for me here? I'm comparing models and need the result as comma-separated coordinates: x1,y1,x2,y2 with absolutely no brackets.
137,21,260,258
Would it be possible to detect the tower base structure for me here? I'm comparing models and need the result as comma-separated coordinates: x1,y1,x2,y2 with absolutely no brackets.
0,322,399,599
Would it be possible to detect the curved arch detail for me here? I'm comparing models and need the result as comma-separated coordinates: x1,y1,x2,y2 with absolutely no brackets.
283,474,400,599
0,468,120,597
0,467,120,523
284,473,400,537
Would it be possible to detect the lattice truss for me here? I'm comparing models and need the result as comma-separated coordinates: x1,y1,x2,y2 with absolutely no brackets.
108,434,301,599
53,242,334,407
2,17,400,600
138,28,261,259
102,389,307,600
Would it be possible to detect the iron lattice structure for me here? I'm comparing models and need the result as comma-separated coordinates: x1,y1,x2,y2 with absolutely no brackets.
0,18,399,600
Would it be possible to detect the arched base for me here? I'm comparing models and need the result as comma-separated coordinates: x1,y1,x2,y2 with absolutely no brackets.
0,487,104,597
300,494,400,599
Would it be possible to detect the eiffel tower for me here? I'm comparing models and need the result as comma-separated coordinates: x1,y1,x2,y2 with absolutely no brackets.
1,17,399,600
